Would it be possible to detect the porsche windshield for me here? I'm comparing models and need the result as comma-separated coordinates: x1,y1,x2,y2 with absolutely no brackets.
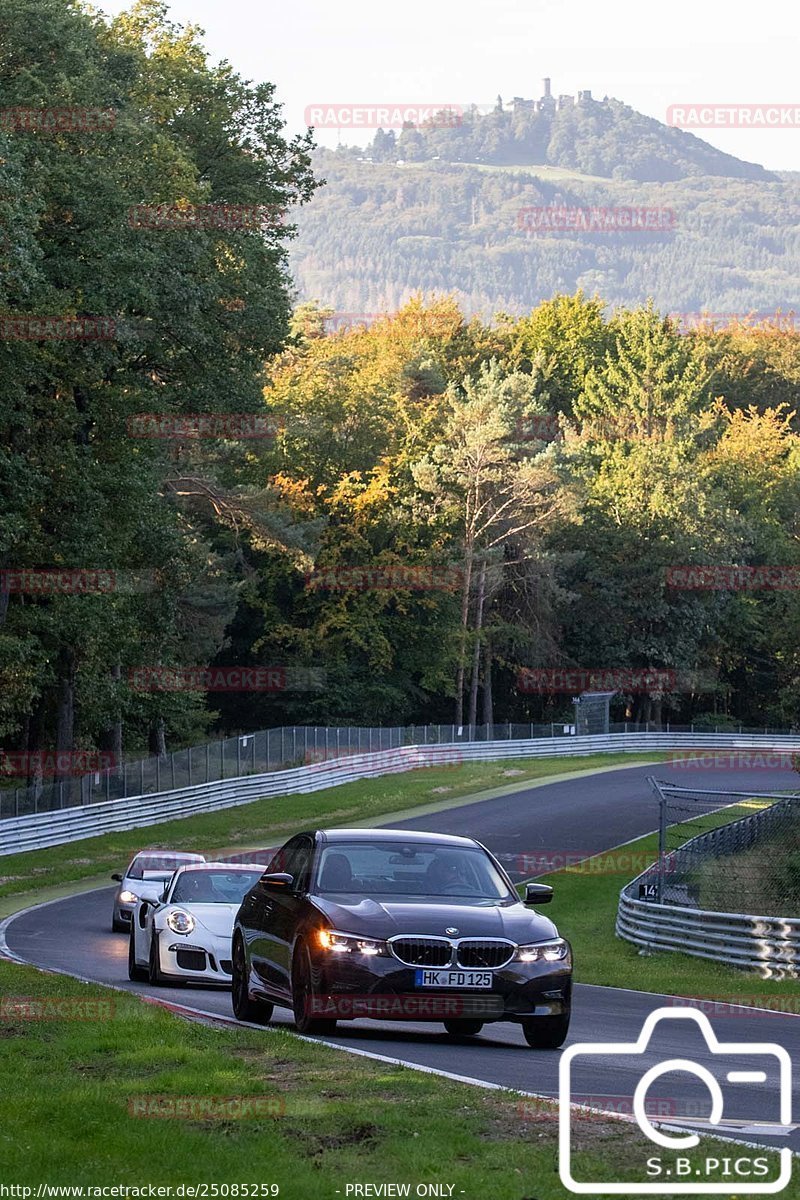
314,842,513,902
170,869,261,904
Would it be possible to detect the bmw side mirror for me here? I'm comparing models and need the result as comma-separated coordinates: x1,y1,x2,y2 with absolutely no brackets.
259,872,294,889
111,873,122,882
524,883,553,906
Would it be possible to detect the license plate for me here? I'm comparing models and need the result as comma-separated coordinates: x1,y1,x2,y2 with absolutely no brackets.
415,969,492,988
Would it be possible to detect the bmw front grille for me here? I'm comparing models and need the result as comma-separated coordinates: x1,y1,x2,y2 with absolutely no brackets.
388,935,515,970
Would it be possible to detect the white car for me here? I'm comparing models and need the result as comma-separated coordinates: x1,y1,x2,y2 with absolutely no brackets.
128,862,266,986
111,850,206,932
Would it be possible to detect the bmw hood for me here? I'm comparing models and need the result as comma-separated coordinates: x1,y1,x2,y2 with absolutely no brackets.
309,897,559,943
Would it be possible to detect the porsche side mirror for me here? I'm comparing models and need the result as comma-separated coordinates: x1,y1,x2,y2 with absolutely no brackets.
259,872,293,889
524,883,553,906
111,873,122,882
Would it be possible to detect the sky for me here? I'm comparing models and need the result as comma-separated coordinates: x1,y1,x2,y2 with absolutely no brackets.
97,0,800,171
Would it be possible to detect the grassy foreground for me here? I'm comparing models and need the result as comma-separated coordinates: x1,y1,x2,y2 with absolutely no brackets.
542,803,800,1002
0,752,662,901
0,960,784,1198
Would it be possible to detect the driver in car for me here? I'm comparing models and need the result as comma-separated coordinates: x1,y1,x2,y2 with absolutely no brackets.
425,854,465,892
182,872,218,902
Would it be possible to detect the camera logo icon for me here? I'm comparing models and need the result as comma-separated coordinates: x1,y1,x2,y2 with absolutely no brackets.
559,1006,793,1194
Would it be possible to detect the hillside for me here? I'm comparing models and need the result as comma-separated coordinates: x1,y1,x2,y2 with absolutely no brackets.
363,88,776,183
290,153,799,318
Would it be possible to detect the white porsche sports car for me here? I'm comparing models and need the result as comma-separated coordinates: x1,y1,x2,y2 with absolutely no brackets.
128,862,265,986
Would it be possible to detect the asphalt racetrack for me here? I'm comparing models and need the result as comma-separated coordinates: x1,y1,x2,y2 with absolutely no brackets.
4,762,799,1155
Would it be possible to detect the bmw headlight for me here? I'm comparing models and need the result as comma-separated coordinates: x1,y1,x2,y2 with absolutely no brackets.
317,929,387,956
118,890,138,904
514,938,570,964
166,910,195,935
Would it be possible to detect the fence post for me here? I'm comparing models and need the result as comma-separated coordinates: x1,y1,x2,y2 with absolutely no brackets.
649,776,669,905
188,749,192,786
206,742,210,782
171,753,176,789
156,755,161,792
237,738,241,776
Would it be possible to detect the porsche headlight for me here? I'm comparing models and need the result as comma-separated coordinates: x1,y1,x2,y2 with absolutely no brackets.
317,929,387,956
118,890,138,904
166,910,195,935
514,938,570,964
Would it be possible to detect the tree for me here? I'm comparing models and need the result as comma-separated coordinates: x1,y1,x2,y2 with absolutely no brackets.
412,360,570,725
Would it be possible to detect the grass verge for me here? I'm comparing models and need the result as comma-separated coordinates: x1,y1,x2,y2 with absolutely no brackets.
542,802,800,1001
0,960,784,1197
0,752,662,902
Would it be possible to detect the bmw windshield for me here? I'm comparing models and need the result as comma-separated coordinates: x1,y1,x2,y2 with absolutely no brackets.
314,841,515,904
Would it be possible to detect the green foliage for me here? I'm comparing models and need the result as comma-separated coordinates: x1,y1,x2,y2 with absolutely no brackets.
367,95,774,182
291,151,797,319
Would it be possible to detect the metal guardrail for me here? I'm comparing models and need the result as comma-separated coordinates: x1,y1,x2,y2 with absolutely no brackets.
3,719,793,820
616,895,800,978
617,784,800,979
4,729,800,858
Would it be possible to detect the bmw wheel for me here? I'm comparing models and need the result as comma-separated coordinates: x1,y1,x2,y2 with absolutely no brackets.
521,1012,570,1049
231,933,273,1024
291,942,337,1035
443,1019,483,1037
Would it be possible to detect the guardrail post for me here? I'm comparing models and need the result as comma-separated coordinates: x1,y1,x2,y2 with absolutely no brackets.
647,776,669,904
140,758,144,794
237,739,241,776
206,742,210,781
188,749,192,786
156,756,161,792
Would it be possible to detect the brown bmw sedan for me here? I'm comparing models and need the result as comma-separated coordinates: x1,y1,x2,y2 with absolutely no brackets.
231,828,572,1047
